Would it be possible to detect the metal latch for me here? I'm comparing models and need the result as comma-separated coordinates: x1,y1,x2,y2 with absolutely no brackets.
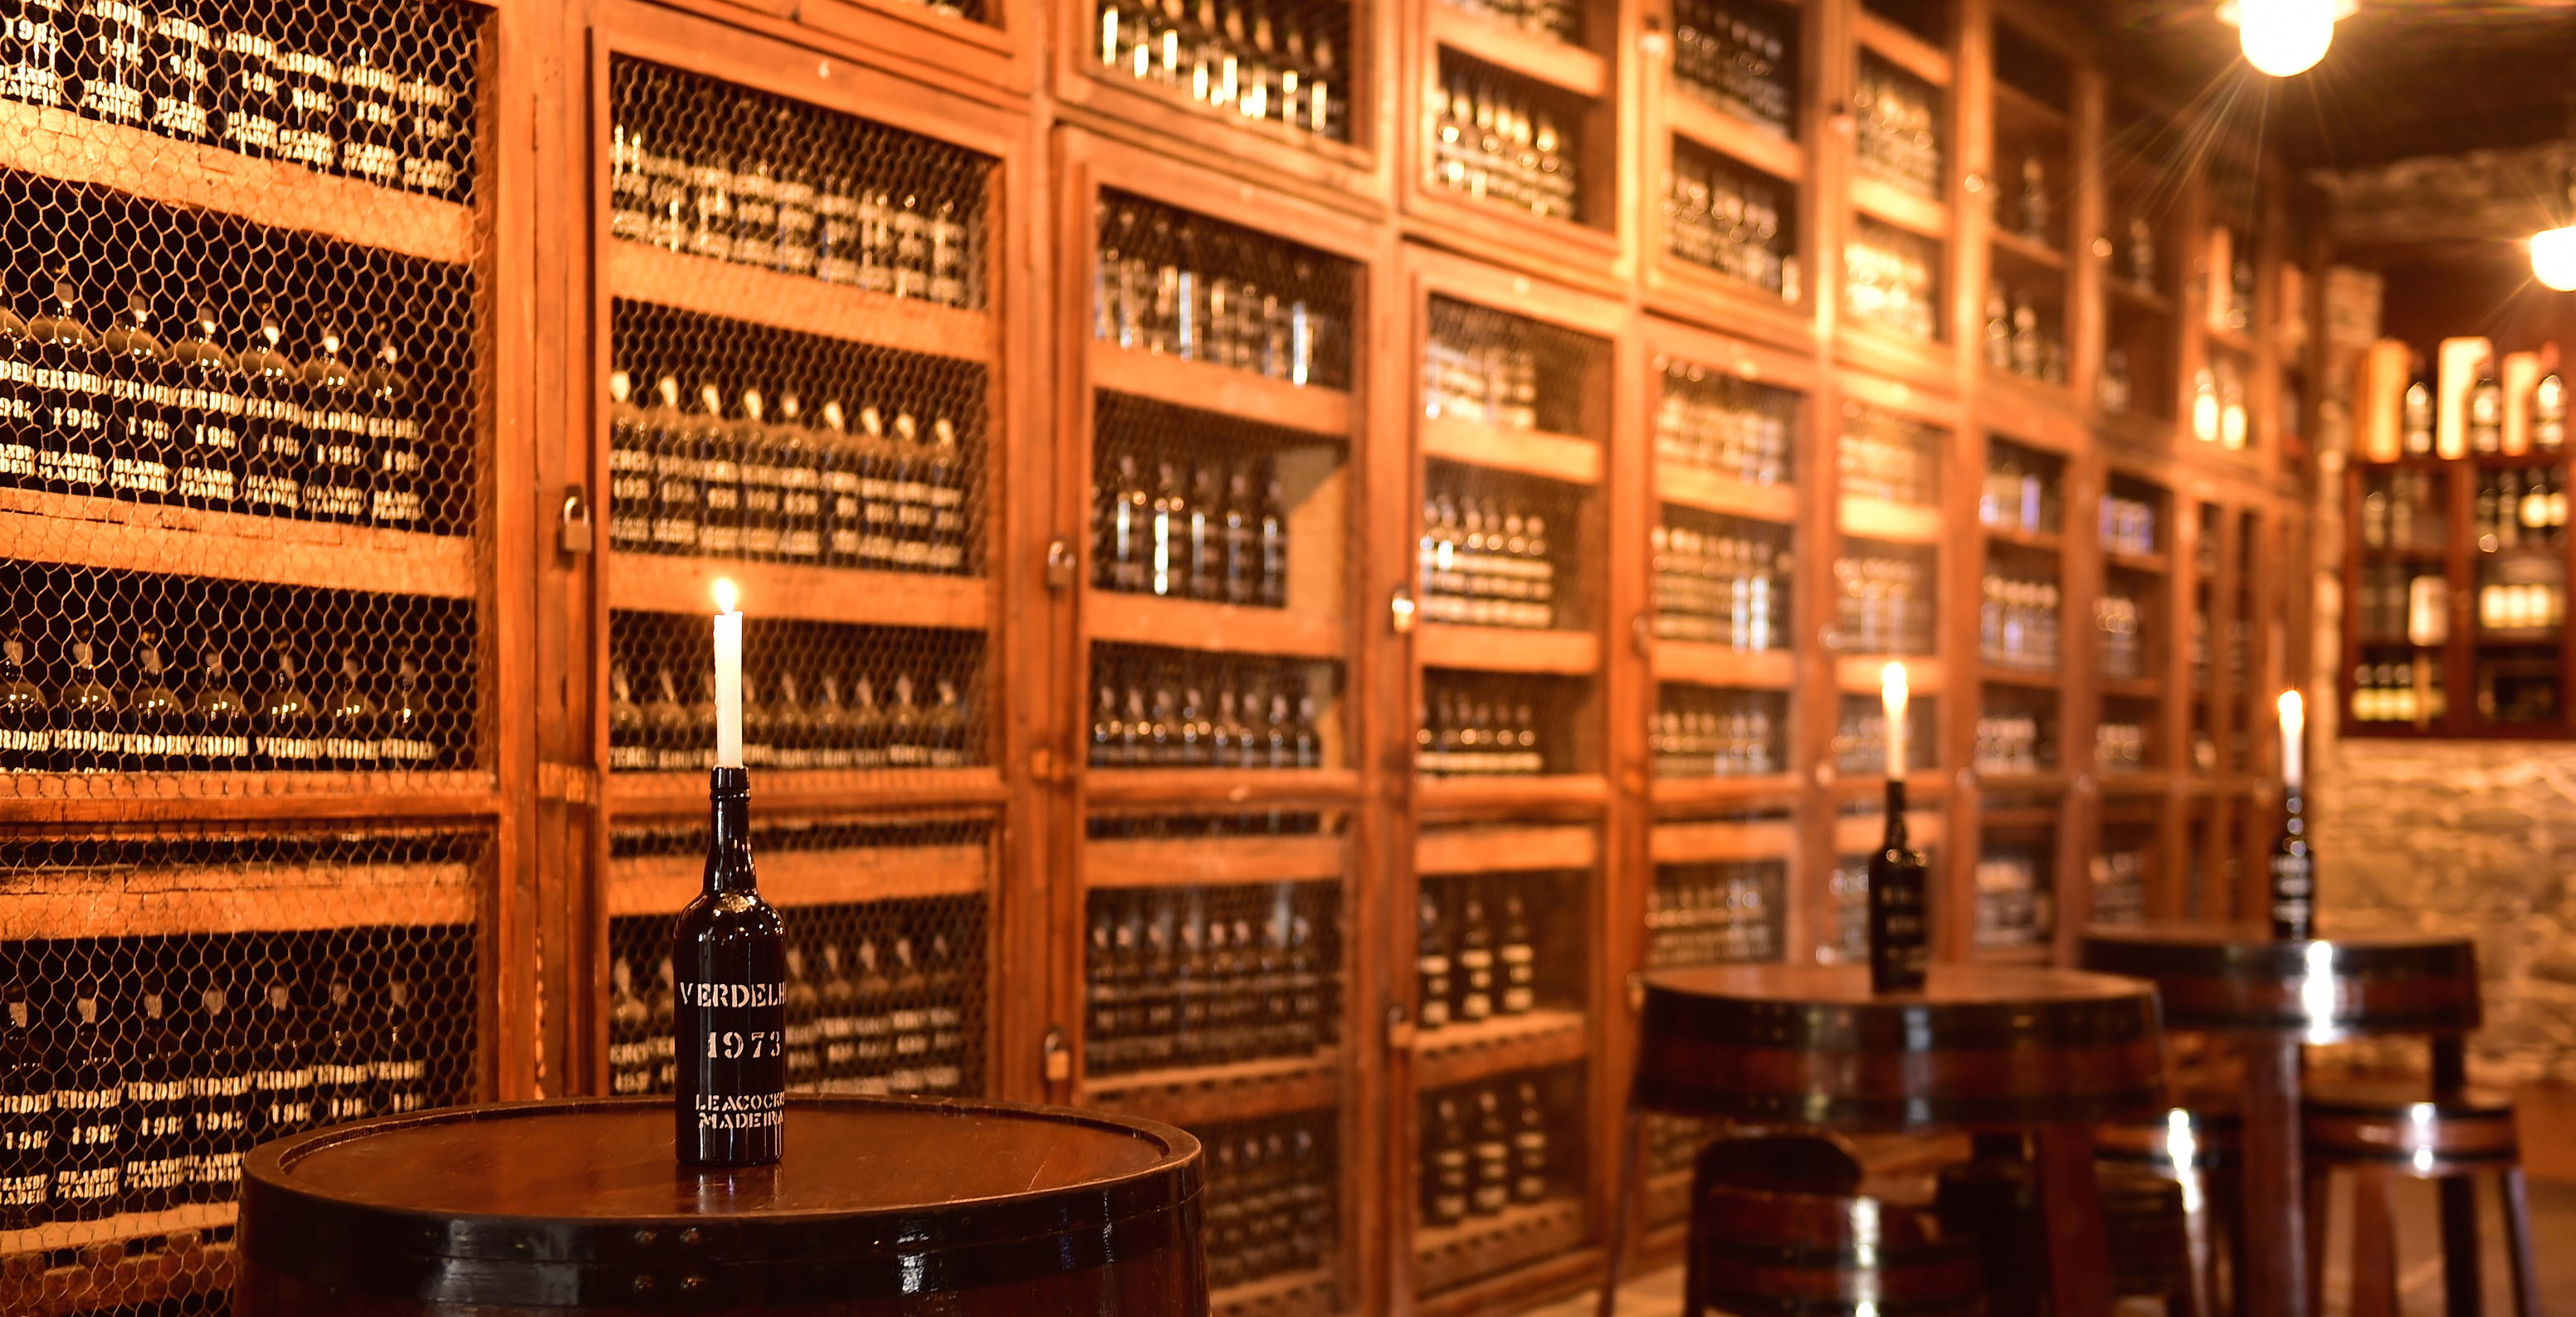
1390,586,1417,634
1385,1004,1416,1050
559,487,593,554
1042,1026,1071,1083
1046,540,1078,592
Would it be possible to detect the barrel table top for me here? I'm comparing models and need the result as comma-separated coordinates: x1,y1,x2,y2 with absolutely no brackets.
238,1095,1203,1311
2078,921,2480,1039
1632,963,2166,1130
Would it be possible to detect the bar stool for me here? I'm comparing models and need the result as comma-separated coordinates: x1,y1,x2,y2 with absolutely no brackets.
1685,1134,1983,1317
2098,1106,2246,1317
2302,1081,2541,1317
1934,1134,2204,1317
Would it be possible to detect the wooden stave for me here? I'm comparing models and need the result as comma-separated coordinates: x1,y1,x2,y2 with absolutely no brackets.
2076,926,2480,1037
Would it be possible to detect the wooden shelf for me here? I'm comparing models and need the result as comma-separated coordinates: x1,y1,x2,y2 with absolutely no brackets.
2105,549,2170,575
1978,806,2060,830
1837,656,1940,694
2,855,477,941
1839,494,1941,543
1667,94,1803,183
1421,417,1603,485
607,841,985,916
1213,1266,1340,1317
1086,591,1347,660
2105,277,2174,318
1415,1197,1588,1298
607,766,1007,816
1417,622,1600,675
1649,815,1798,862
1651,641,1794,689
609,241,993,364
0,771,498,826
608,555,990,631
1415,774,1611,812
2100,676,2161,700
1091,340,1354,437
1979,665,2061,689
1832,807,1946,853
1983,523,2066,554
1083,831,1346,889
1084,1048,1340,1126
2204,325,2254,357
1850,175,1951,240
1648,774,1803,808
2099,771,2174,793
1417,822,1598,875
1989,228,2066,272
0,100,470,264
1414,1009,1587,1090
1974,771,2067,793
1084,767,1361,807
1991,80,2069,136
1425,2,1608,98
0,489,474,598
2475,627,2563,645
0,1201,234,1260
1854,11,1953,85
1656,465,1798,522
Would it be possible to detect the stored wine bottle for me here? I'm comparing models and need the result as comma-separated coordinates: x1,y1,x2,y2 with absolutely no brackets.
1866,779,1930,993
672,765,787,1165
147,2,217,142
238,307,302,519
1416,889,1451,1030
102,288,173,504
365,337,425,531
311,972,371,1124
254,646,320,770
55,632,116,773
1510,1080,1549,1202
192,646,251,771
246,979,315,1144
188,978,251,1203
1425,1097,1469,1227
53,978,122,1221
608,958,654,1095
1470,1089,1511,1216
120,976,190,1213
323,652,379,772
1454,894,1494,1022
124,630,182,771
372,971,430,1117
2271,785,2314,940
75,0,154,127
171,305,241,513
1498,892,1534,1015
0,981,51,1229
32,273,108,498
301,328,369,524
0,635,45,772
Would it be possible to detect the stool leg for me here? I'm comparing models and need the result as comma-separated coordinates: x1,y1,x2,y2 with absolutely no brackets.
2178,1157,2217,1317
1596,1105,1643,1317
2305,1160,2332,1317
2501,1168,2542,1317
2349,1163,2400,1317
2441,1174,2484,1317
2033,1122,2114,1317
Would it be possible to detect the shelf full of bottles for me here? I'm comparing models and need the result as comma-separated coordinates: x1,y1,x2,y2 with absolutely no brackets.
1643,0,1808,340
1406,0,1622,283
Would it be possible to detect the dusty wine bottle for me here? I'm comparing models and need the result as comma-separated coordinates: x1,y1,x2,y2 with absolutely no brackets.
1866,778,1929,993
672,763,786,1166
2271,691,2312,940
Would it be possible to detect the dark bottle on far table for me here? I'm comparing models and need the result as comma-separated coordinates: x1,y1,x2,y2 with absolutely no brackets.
52,978,122,1221
2271,784,2313,940
673,765,787,1166
0,980,52,1229
192,646,251,771
1866,778,1929,993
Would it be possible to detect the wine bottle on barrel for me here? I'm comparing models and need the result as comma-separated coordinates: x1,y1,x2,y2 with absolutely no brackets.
2270,691,2312,940
1869,664,1929,993
674,588,786,1166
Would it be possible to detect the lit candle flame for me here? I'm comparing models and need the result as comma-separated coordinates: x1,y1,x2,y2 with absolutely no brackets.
1881,662,1909,780
712,578,739,614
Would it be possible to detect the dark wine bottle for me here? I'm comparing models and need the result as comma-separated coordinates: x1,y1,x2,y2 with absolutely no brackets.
120,974,190,1214
0,979,52,1229
53,976,122,1221
1866,778,1929,993
2271,790,2314,940
672,765,786,1166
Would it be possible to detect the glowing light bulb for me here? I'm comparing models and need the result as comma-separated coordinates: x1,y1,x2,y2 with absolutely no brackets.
2219,0,2344,79
2535,225,2576,293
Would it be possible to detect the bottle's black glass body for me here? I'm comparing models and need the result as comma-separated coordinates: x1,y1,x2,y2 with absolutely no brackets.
2270,790,2313,941
1866,779,1929,993
673,766,785,1166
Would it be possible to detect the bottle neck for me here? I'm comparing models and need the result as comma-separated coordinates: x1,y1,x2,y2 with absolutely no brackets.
1882,778,1909,846
705,766,756,894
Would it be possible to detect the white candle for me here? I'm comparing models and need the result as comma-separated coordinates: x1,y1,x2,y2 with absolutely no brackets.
713,579,743,769
1881,661,1909,780
2278,689,2304,791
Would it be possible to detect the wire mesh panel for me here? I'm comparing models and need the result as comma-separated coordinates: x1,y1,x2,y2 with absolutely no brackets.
1671,0,1794,135
1843,217,1939,342
1188,1107,1340,1297
1414,1062,1585,1295
607,304,988,576
1973,830,2052,951
1653,506,1788,649
2091,823,2149,926
0,823,484,1303
1427,52,1583,225
1412,868,1581,1030
1838,402,1940,505
1416,671,1586,777
1092,191,1356,388
1646,857,1781,968
1975,685,2054,775
1832,690,1935,775
1650,685,1785,778
1664,139,1795,299
1653,356,1795,485
1087,642,1339,770
1832,537,1935,656
1420,461,1580,631
1853,53,1941,199
607,817,990,1100
1081,876,1344,1076
609,60,993,305
1090,394,1343,608
1089,0,1349,143
608,612,984,774
1424,295,1606,439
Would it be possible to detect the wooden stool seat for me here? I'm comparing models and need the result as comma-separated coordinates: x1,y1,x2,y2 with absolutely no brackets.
1685,1135,1983,1317
2301,1081,2539,1317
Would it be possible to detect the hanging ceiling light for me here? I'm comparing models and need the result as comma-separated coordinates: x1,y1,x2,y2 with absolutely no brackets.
2536,62,2576,292
2215,0,2354,79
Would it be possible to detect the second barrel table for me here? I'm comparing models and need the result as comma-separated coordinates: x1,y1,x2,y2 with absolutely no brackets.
2081,922,2481,1317
1602,963,2167,1317
232,1095,1208,1315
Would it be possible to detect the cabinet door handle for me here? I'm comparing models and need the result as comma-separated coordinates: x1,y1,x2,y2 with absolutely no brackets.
1390,586,1417,634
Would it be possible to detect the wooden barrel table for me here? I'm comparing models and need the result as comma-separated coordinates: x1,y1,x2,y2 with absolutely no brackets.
232,1095,1208,1315
2080,922,2480,1317
1603,963,2165,1317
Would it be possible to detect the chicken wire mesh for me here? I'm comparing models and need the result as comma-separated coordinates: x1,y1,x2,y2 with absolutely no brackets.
1090,0,1352,143
1091,190,1356,388
1838,402,1940,505
608,611,984,774
607,301,987,576
609,58,993,302
1652,355,1796,487
1417,669,1587,777
1664,136,1794,299
1188,1106,1340,1295
1843,216,1940,342
1423,295,1607,439
1654,505,1788,650
1412,867,1582,1029
1081,878,1344,1076
1832,536,1936,656
1647,856,1781,968
1427,50,1584,225
1420,459,1583,632
1089,393,1342,608
1651,685,1786,778
1087,641,1340,770
0,823,484,1266
607,815,989,1100
1833,690,1935,775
